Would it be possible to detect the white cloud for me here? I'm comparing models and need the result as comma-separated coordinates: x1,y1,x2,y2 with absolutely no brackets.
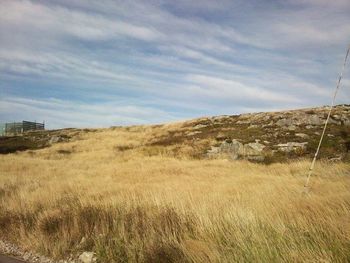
186,74,300,103
0,0,161,42
1,0,350,128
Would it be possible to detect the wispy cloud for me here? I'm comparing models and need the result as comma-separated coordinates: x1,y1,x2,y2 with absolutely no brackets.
185,74,300,103
0,0,349,128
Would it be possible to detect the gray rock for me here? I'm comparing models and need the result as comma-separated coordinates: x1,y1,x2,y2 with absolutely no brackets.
306,115,324,125
243,142,265,161
332,114,341,120
220,140,244,160
262,123,271,128
295,133,309,139
207,140,265,161
49,136,67,144
248,124,258,129
276,118,294,127
276,142,308,153
263,115,271,121
236,120,250,124
79,252,96,263
244,142,265,155
328,118,340,125
208,140,265,161
286,125,297,131
329,156,342,162
0,239,61,263
194,124,207,129
207,146,220,155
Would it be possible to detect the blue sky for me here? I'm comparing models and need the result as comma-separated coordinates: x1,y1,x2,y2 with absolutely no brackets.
1,0,350,129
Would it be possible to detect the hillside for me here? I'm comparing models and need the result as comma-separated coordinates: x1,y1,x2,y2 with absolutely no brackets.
0,105,349,262
1,104,349,162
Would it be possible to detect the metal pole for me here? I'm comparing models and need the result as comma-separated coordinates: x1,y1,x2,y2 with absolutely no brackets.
304,44,350,189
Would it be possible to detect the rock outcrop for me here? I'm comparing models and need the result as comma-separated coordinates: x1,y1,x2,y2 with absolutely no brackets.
243,142,266,161
275,142,308,153
200,105,349,162
207,140,265,161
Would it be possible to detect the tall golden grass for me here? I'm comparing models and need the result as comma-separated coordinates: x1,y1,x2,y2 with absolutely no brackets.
0,127,349,262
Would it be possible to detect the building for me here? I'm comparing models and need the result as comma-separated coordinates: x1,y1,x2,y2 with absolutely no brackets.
0,121,45,136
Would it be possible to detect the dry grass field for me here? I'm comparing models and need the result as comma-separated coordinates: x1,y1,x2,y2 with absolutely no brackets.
0,126,350,262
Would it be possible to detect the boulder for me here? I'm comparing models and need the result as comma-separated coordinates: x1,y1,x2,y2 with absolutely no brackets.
207,140,265,161
244,142,265,155
276,114,328,127
276,118,294,127
219,140,244,159
243,142,265,161
305,115,324,125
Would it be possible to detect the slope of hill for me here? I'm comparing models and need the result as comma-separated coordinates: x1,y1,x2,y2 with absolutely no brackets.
1,104,349,162
0,105,349,262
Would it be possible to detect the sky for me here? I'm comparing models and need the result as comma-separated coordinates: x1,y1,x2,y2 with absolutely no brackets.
1,0,350,129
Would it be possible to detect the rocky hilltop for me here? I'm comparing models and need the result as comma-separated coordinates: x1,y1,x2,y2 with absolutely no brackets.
148,104,350,162
0,104,349,163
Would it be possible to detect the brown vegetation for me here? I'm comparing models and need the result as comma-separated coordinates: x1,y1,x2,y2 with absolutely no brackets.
1,105,349,162
0,126,349,262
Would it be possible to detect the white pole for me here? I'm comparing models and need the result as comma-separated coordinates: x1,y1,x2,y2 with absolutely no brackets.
304,44,350,188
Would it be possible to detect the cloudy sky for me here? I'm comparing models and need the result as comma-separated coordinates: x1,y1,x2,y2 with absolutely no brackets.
1,0,350,129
